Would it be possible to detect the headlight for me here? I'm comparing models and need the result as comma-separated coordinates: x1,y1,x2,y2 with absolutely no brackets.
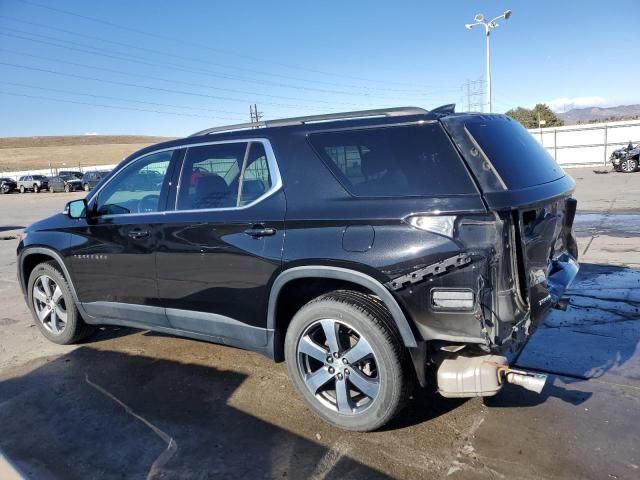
405,215,456,238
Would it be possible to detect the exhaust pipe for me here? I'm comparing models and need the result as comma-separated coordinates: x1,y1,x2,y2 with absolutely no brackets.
437,355,547,398
503,369,547,394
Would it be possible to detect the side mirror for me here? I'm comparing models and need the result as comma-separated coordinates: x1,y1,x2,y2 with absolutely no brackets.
64,199,87,219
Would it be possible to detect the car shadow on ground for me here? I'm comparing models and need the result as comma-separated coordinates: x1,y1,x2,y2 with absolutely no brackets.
489,262,640,409
0,347,390,480
0,226,24,233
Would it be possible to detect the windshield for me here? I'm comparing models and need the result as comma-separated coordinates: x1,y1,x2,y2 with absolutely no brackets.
464,116,564,189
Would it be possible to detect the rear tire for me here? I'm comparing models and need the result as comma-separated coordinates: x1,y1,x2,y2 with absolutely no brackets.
33,184,39,193
27,261,96,345
64,184,71,193
284,290,411,431
84,183,90,192
49,186,55,193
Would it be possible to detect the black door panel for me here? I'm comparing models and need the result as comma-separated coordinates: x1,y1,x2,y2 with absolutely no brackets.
156,191,286,330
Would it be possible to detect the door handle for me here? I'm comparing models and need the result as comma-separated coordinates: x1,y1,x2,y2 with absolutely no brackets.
244,225,276,238
127,229,150,239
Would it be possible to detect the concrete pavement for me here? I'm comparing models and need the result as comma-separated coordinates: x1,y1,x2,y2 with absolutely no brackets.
0,167,638,479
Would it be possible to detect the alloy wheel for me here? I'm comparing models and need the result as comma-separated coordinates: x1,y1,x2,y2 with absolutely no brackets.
297,318,380,415
621,158,637,173
32,275,68,334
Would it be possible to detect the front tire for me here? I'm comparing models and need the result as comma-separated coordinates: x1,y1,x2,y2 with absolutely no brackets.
284,290,411,431
620,158,638,173
33,184,39,193
27,261,96,345
83,183,90,192
64,184,71,193
19,185,25,193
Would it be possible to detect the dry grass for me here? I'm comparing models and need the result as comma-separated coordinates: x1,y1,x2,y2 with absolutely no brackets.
0,135,175,172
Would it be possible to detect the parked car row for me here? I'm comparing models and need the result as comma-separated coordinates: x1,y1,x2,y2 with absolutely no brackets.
0,170,111,194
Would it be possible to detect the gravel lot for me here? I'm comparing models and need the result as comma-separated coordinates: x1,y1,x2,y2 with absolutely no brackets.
0,167,638,479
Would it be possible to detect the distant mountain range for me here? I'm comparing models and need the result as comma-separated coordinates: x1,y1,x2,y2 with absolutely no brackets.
557,104,640,124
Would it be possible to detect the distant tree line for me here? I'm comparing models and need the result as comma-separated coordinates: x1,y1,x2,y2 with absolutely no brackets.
505,104,564,128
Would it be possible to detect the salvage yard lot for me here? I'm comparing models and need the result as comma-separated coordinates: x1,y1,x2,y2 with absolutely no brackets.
0,167,638,479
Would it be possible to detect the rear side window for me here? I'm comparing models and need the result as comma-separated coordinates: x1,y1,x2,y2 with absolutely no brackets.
308,124,476,197
177,141,275,210
464,117,564,189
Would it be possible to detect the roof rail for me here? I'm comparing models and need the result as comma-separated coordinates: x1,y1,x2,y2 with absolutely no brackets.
190,106,429,137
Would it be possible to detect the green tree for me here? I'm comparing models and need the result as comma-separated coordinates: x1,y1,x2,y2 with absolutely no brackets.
505,107,537,128
506,104,564,128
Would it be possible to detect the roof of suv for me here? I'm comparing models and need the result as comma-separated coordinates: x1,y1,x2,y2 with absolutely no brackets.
122,106,467,163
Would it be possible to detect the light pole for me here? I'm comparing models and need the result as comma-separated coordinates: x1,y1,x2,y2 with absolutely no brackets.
465,10,512,113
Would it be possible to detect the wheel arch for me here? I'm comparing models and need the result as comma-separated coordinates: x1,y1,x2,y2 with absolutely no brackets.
268,266,418,350
20,247,80,304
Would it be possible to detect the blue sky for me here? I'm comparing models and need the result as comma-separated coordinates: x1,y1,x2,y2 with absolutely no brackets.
1,0,639,137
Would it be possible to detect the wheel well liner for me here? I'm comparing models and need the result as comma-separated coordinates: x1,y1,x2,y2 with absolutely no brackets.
268,266,418,348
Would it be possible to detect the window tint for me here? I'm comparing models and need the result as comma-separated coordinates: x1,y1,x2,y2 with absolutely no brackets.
239,142,272,206
309,124,476,197
96,151,173,215
464,117,564,189
177,141,275,210
178,142,246,210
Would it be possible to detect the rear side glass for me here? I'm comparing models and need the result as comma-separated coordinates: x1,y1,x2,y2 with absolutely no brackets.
464,117,564,189
239,142,272,206
308,124,477,197
177,142,248,210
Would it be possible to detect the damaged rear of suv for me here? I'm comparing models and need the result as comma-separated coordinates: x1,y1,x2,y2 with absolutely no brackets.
18,106,578,431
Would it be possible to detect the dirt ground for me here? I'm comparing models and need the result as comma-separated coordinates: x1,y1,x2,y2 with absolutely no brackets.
0,167,638,479
0,136,173,172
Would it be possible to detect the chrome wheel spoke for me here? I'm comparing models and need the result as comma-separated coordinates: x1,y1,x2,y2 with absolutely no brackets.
304,368,333,394
37,305,51,322
56,307,68,323
49,311,60,333
320,319,340,353
343,336,374,365
52,285,63,304
33,287,47,303
348,368,380,399
41,276,53,297
299,335,328,363
335,378,352,413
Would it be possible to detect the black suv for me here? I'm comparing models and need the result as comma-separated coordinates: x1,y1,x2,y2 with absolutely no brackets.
18,107,579,431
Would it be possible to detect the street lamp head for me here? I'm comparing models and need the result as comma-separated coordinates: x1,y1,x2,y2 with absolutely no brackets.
464,23,474,30
504,10,512,20
474,13,485,22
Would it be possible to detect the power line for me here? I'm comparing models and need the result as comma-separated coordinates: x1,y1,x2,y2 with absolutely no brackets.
0,90,239,119
0,15,456,95
0,81,247,118
0,35,389,108
0,61,334,109
0,27,461,101
13,0,453,90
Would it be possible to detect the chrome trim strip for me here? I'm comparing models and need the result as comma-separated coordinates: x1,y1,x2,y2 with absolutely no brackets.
87,138,283,219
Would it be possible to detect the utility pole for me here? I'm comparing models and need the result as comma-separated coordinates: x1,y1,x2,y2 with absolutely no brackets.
465,10,512,113
249,104,263,124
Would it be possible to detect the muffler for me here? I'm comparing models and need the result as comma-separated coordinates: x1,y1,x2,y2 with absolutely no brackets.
437,354,547,398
